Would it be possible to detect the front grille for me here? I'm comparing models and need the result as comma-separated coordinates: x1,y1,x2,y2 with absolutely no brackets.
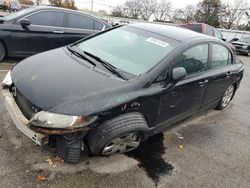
11,85,41,120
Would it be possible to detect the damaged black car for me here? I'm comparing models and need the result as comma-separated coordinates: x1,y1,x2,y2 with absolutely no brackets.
2,23,244,163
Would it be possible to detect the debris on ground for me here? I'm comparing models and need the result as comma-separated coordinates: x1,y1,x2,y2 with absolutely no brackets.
46,156,64,167
36,175,47,182
179,144,184,149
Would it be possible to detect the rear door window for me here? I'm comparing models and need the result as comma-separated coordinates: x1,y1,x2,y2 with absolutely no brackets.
210,44,232,69
66,13,94,30
27,11,64,27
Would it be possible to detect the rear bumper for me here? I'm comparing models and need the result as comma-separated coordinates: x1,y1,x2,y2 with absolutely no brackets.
2,88,48,146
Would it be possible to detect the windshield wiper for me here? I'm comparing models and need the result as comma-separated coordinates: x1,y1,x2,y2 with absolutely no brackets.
83,51,127,80
67,46,96,67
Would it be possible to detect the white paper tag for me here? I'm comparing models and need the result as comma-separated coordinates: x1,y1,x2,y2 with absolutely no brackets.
146,38,169,47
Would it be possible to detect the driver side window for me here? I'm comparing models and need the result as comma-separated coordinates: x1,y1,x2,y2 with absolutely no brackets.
173,44,209,76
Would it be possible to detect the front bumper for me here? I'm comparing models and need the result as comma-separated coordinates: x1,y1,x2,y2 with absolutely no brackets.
2,88,48,146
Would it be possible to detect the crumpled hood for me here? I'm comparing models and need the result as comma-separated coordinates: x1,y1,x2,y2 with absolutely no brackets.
11,47,138,116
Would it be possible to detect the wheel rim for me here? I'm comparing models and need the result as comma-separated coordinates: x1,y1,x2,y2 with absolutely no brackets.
222,85,234,107
102,132,141,155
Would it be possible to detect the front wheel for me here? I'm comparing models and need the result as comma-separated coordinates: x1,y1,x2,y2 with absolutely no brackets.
216,84,235,110
87,112,148,156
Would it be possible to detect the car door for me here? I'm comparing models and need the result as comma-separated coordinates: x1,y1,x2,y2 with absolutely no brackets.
10,10,66,55
63,13,104,44
201,43,235,109
155,44,209,125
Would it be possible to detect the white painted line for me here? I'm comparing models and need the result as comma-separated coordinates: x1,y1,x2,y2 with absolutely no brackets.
0,70,9,72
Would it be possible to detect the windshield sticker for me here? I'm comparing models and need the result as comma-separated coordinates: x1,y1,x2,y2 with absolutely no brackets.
146,38,169,47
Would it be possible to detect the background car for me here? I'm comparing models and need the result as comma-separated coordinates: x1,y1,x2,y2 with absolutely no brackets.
2,23,244,163
180,23,236,52
229,37,250,56
0,6,111,61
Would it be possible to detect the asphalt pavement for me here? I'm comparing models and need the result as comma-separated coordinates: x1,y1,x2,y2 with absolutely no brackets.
0,56,249,188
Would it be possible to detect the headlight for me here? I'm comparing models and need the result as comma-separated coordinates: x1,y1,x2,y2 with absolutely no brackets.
242,45,248,49
30,111,98,129
2,71,12,87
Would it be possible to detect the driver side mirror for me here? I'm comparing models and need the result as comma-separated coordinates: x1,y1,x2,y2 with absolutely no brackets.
20,19,30,27
172,67,187,83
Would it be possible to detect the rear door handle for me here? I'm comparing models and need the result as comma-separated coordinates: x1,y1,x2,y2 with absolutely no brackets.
198,80,209,85
53,30,64,34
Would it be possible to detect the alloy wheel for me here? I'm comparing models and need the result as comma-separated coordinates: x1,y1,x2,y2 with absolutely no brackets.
102,132,141,155
221,85,234,108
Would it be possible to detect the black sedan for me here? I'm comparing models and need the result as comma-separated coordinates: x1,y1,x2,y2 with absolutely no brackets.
0,6,111,61
2,23,244,163
230,37,250,56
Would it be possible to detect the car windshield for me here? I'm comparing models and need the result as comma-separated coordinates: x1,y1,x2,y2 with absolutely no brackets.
240,37,250,43
77,26,179,76
2,8,35,20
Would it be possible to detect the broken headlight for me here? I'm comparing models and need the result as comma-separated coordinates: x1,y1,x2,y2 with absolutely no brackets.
30,111,97,129
2,71,12,87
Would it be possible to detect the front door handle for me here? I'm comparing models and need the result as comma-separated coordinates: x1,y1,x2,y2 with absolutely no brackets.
198,80,209,85
53,30,64,34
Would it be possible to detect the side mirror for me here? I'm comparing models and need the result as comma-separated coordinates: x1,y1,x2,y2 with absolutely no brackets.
20,19,30,27
172,67,187,83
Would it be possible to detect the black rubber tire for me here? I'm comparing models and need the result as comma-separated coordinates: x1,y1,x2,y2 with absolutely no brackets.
216,84,235,110
56,133,82,163
0,42,6,62
87,112,149,156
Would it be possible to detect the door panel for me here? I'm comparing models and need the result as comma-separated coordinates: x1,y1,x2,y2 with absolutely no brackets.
156,76,207,124
10,11,66,55
155,44,209,125
201,44,235,108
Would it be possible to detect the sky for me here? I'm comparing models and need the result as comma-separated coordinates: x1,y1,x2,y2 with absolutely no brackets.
75,0,246,12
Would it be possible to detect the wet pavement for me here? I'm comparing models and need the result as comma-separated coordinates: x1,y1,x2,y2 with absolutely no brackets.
0,56,250,188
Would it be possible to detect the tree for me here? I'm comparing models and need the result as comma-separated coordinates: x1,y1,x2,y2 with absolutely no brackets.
222,1,246,29
195,0,226,27
49,0,77,10
175,5,197,23
139,0,157,20
154,0,172,22
125,0,141,18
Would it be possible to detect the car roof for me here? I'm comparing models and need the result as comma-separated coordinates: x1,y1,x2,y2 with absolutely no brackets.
129,23,211,42
33,6,91,15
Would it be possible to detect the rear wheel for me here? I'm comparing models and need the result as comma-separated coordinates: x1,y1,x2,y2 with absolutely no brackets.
216,84,235,110
0,42,6,62
87,112,148,156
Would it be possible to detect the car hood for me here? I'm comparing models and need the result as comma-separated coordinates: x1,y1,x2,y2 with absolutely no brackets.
11,48,141,116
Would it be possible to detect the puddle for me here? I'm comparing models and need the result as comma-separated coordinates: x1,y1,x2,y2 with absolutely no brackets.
126,133,174,185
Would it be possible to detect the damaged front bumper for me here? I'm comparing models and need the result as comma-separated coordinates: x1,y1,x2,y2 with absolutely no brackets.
2,88,49,145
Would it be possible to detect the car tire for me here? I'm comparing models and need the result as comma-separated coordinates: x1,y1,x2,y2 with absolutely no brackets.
87,112,149,156
0,42,6,62
56,133,82,163
216,84,235,110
